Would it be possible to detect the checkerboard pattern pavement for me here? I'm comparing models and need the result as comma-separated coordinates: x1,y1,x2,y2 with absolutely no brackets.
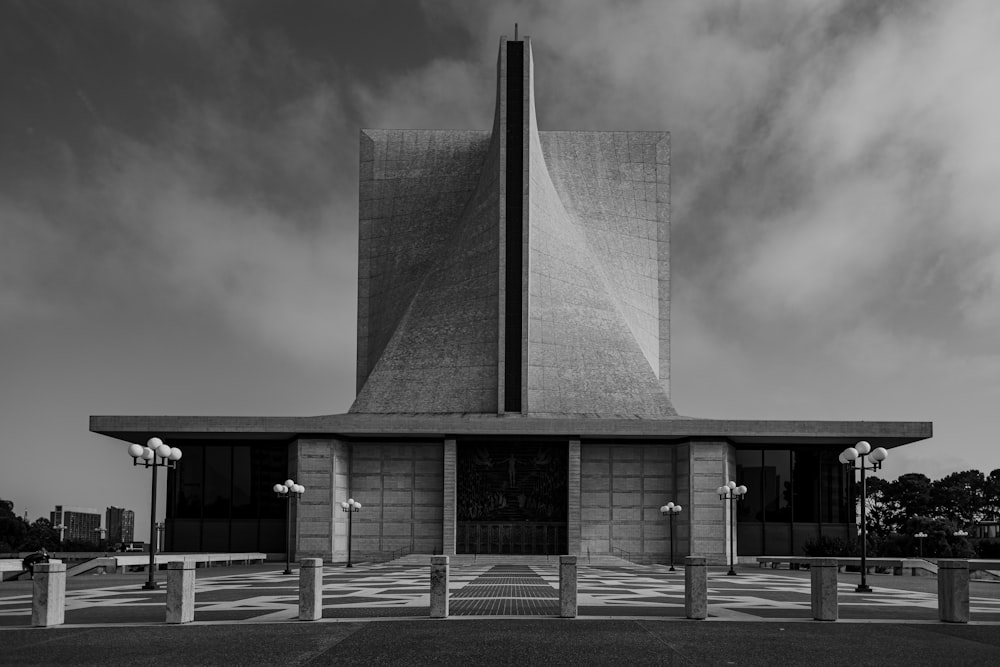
2,563,999,626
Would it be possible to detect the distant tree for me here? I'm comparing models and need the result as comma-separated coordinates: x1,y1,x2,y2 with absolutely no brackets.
20,517,60,551
932,470,987,527
983,469,1000,522
892,473,934,519
865,474,932,535
863,477,894,537
0,499,28,552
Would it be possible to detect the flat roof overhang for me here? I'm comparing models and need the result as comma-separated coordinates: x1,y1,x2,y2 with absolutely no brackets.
90,413,932,448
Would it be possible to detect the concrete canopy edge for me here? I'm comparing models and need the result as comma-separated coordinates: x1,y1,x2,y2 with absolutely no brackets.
90,413,931,447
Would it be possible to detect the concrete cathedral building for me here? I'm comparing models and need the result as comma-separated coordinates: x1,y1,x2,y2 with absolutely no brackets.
91,35,931,564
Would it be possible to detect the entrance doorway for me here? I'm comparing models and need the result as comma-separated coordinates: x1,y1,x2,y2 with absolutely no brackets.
456,441,568,554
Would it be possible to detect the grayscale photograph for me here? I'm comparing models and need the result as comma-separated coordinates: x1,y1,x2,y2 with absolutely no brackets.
1,1,999,664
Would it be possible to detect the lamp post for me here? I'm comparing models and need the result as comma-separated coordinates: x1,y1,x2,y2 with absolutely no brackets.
93,527,107,550
341,498,362,567
273,480,306,575
914,531,928,558
659,502,682,571
717,481,748,576
128,437,182,591
839,440,888,593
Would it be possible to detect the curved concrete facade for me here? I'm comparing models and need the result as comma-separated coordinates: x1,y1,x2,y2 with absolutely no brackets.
351,37,675,417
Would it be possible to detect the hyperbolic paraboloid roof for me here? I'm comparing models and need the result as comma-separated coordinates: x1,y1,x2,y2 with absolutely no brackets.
351,36,675,417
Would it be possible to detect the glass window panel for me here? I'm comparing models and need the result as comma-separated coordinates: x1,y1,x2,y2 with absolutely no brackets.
764,523,792,555
820,451,847,523
170,519,202,552
231,446,254,519
737,522,763,556
792,522,819,556
175,446,204,519
736,449,763,522
230,520,259,551
792,450,819,522
203,446,232,519
821,523,850,543
201,519,230,551
254,444,287,519
258,519,285,552
763,450,791,522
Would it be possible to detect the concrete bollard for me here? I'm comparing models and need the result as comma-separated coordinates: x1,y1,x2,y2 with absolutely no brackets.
32,561,66,627
810,558,839,621
937,559,970,623
559,555,577,618
430,555,449,618
298,558,324,621
166,561,195,624
685,556,707,620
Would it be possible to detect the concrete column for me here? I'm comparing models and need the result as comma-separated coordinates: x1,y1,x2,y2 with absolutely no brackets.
287,440,301,563
332,440,351,562
293,439,336,560
685,556,707,620
298,558,324,621
687,440,732,565
31,562,66,627
443,439,457,555
567,440,581,555
559,555,577,618
937,559,970,623
810,558,839,621
430,555,449,618
166,561,195,624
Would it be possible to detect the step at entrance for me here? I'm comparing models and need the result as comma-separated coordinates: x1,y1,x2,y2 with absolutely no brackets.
450,565,559,616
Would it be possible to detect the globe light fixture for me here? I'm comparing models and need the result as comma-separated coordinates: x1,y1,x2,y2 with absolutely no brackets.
274,480,306,575
840,440,888,593
342,498,362,568
718,482,748,576
128,437,182,590
659,502,683,571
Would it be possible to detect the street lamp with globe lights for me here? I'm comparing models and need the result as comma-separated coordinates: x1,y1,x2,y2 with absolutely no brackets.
273,480,305,575
659,502,682,571
128,437,182,591
717,481,748,576
341,498,362,567
839,440,888,593
914,531,928,558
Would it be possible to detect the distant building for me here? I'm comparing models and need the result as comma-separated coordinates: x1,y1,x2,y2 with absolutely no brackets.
106,506,135,544
50,505,102,544
974,520,999,539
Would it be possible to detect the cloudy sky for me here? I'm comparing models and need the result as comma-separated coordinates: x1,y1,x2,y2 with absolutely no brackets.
2,0,999,540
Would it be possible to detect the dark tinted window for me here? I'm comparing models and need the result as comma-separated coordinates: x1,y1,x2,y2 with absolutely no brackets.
792,450,819,522
763,450,791,522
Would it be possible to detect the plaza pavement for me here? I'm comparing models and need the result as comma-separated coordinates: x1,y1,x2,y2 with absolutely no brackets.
2,561,999,665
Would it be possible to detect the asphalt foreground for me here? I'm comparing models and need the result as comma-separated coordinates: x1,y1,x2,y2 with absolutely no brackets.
3,619,1000,666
